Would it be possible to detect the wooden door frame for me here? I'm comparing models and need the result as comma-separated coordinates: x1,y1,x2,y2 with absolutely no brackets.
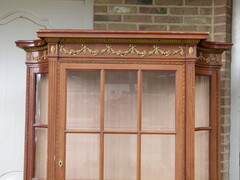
195,68,221,180
55,62,185,180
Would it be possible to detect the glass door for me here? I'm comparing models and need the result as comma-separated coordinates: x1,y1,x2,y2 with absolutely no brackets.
58,64,184,180
195,75,210,180
66,70,101,180
32,72,49,180
195,71,219,180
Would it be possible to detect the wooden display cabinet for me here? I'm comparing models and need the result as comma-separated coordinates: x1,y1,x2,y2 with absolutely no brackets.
16,30,232,180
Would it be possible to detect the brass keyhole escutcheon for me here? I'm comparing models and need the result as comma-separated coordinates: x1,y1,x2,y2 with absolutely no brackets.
59,160,63,168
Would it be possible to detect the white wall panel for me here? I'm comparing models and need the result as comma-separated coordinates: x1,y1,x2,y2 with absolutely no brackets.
231,0,240,179
0,1,93,179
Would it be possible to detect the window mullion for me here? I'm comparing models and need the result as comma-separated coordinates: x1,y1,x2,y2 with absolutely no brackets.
100,69,105,180
137,70,142,180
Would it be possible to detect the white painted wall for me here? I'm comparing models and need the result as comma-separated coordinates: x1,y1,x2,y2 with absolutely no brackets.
0,1,93,179
231,0,240,179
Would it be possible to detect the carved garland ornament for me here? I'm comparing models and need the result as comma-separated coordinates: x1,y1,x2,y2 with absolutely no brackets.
27,50,47,61
197,52,221,63
59,44,185,57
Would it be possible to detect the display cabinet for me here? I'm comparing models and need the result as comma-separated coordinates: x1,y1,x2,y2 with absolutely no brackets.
16,30,232,180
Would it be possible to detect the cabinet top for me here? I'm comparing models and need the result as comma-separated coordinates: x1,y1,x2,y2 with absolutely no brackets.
16,29,232,68
37,29,209,40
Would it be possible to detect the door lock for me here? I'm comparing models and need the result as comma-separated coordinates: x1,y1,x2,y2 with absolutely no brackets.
58,159,63,168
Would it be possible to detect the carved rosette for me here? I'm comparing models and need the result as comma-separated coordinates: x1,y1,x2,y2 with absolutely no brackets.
50,45,56,55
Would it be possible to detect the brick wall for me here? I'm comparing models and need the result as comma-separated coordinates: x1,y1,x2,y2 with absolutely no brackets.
94,0,214,39
214,0,232,179
94,0,232,179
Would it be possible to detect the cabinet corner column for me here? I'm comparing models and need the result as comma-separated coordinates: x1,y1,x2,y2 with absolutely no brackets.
185,62,195,180
47,59,58,180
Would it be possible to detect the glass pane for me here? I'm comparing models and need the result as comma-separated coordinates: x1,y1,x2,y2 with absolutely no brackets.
141,135,175,180
105,71,138,130
66,134,100,180
34,128,48,178
142,71,175,130
195,131,209,180
66,71,100,130
104,134,137,180
195,76,210,127
35,74,48,125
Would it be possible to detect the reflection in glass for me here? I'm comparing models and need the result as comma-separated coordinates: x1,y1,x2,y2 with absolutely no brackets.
34,128,48,178
142,71,175,130
141,135,175,180
67,71,100,130
105,71,138,130
195,76,210,127
35,74,48,125
66,134,100,180
104,134,137,180
195,131,209,180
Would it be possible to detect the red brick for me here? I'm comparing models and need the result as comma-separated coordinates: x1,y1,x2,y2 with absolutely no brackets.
198,26,212,32
109,6,137,14
221,158,230,168
220,70,230,79
186,0,212,6
221,79,230,89
94,23,108,30
221,133,230,140
125,0,153,5
155,16,183,23
214,0,231,6
155,0,183,5
221,69,230,77
221,98,231,106
222,61,230,69
221,123,230,133
200,8,212,15
169,25,198,31
221,143,230,152
215,7,228,15
94,6,108,13
214,16,227,24
221,171,229,180
221,88,230,96
184,17,212,24
139,7,167,14
170,7,198,15
214,25,227,33
94,15,122,22
221,152,230,160
226,6,232,16
95,0,123,4
123,15,152,23
221,115,230,124
214,34,226,42
221,60,231,70
139,24,168,30
108,23,137,30
225,32,232,42
224,52,231,60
